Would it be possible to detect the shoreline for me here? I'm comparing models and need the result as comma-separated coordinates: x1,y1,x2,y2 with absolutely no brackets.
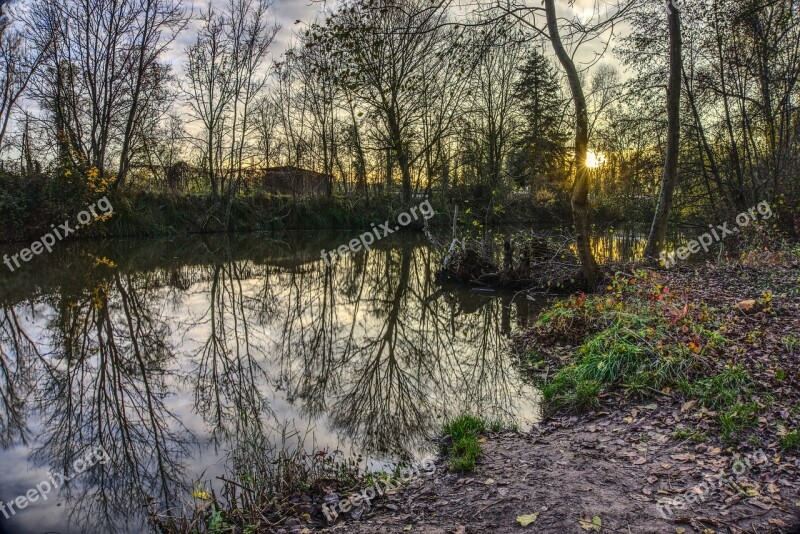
319,257,800,533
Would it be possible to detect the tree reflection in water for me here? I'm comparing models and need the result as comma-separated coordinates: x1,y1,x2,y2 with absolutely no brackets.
0,233,543,533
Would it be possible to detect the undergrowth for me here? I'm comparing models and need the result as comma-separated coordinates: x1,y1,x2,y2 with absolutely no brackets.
149,425,368,533
521,269,765,444
531,270,725,414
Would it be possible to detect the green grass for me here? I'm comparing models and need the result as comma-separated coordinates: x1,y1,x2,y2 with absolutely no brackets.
442,415,483,472
693,365,753,410
672,427,708,443
542,371,602,413
779,429,800,451
541,318,693,413
442,414,487,439
719,402,760,444
487,419,519,432
448,436,482,472
441,415,513,473
527,272,766,445
783,335,799,354
680,366,759,444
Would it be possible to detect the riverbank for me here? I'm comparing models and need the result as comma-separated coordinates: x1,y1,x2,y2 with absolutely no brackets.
0,179,572,244
320,252,800,533
0,191,417,243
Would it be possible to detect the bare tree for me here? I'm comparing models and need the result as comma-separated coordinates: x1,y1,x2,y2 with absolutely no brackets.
487,0,635,287
0,22,46,155
309,0,467,203
29,0,186,181
184,0,278,203
114,0,188,188
645,0,683,259
543,0,601,287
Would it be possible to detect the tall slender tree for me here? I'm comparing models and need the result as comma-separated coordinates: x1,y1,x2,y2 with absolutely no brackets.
645,0,683,260
544,0,600,287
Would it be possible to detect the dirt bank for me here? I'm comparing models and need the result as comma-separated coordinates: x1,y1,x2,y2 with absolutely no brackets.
316,258,800,534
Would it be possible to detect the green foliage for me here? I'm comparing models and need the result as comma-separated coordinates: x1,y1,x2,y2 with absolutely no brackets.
508,49,569,190
693,366,753,410
783,335,799,354
487,419,518,432
530,271,756,436
779,429,800,451
542,372,602,414
719,402,760,444
448,437,482,472
442,414,486,439
0,183,416,242
441,415,497,473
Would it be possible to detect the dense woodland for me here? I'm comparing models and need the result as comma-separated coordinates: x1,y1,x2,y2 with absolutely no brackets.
0,0,798,264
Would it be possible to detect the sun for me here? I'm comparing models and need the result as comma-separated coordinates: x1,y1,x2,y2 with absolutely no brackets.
586,151,607,169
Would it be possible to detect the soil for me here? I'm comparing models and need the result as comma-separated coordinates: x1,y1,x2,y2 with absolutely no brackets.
287,259,800,534
324,406,800,533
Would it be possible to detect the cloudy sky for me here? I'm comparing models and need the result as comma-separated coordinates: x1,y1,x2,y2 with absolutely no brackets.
166,0,327,67
168,0,624,69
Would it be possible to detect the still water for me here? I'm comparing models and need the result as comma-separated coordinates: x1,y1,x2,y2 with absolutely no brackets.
0,227,666,533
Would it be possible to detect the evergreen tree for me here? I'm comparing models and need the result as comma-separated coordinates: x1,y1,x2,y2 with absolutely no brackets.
509,51,568,189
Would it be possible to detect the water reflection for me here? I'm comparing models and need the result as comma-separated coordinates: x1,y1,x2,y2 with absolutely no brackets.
0,232,543,533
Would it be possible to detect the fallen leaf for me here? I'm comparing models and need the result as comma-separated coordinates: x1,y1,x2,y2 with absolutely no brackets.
402,525,412,532
484,478,495,485
516,514,538,527
736,299,757,313
748,498,772,510
633,457,647,465
676,529,686,534
579,516,602,532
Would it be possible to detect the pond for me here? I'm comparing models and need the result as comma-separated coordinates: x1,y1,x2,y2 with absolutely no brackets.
0,225,691,533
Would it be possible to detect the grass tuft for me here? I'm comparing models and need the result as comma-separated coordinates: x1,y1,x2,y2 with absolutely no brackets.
440,415,506,473
779,429,800,451
672,427,708,443
719,402,760,444
693,365,753,410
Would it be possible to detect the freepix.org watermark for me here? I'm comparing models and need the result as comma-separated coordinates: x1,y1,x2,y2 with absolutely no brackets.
322,459,436,522
3,196,114,273
320,200,435,266
0,445,112,519
655,449,767,518
659,201,773,268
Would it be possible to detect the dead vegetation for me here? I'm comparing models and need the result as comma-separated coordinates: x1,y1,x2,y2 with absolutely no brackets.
434,230,585,291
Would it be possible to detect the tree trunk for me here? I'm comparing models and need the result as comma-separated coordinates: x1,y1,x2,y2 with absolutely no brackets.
645,0,683,259
544,0,600,289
